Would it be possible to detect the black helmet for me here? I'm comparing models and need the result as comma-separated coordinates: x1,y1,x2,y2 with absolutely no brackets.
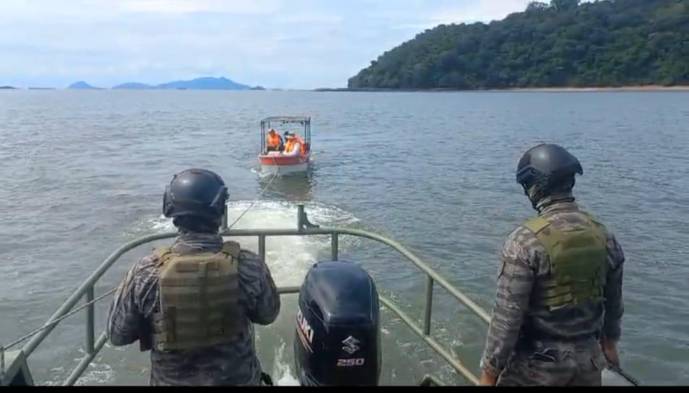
516,144,583,200
163,169,228,221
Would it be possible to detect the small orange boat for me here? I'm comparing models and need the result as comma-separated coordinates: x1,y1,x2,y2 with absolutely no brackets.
258,116,312,176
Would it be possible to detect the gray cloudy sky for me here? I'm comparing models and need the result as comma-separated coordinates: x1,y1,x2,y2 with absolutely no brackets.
1,0,537,89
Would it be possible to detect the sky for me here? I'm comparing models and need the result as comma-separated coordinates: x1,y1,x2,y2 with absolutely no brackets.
1,0,539,89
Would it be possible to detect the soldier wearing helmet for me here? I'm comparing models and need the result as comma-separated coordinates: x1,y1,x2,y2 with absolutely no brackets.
106,169,280,386
479,144,625,386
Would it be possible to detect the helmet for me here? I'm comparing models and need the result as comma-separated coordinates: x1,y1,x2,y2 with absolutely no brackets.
163,169,228,221
516,144,583,202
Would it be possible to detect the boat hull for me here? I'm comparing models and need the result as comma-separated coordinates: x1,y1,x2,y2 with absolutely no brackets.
259,154,310,175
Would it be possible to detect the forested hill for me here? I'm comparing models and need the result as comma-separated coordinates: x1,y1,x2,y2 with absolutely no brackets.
348,0,689,89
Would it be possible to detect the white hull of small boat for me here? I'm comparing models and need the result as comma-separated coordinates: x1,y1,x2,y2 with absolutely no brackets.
261,161,309,176
259,153,310,176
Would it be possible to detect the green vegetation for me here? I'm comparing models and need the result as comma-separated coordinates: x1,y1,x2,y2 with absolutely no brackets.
348,0,689,89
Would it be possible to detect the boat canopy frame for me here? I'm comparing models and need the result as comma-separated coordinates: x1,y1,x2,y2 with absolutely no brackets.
260,116,311,153
0,205,639,387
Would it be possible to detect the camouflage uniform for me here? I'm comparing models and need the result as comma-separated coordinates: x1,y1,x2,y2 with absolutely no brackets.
106,232,281,386
481,197,625,386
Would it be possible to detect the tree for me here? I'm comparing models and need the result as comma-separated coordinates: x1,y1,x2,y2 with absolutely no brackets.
526,2,549,12
348,0,689,89
550,0,580,11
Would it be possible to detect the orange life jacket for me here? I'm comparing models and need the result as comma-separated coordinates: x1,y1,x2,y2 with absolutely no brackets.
285,135,307,155
267,133,282,149
284,139,296,154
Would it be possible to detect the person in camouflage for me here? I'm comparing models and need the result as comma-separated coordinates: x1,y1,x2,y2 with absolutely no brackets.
106,169,280,386
479,144,625,386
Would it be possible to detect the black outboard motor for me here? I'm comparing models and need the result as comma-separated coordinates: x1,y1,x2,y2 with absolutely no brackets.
294,261,381,386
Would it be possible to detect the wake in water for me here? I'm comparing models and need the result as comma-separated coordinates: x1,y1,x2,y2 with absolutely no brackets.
150,200,360,287
271,342,300,386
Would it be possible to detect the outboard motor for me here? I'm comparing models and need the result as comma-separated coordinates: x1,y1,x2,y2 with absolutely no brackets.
294,261,381,386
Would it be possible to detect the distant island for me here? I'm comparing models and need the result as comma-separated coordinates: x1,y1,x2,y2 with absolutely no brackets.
58,77,260,91
0,86,17,89
68,81,103,90
349,0,689,90
112,82,153,90
111,77,252,90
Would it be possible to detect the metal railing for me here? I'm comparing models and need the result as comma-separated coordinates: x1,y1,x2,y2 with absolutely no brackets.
3,205,492,386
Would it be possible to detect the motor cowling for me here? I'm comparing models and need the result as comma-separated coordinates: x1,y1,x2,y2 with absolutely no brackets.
294,261,381,386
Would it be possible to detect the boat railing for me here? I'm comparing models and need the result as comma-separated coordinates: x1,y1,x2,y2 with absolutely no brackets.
1,204,493,386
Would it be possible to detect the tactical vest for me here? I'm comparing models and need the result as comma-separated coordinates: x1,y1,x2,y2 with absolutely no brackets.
152,241,243,351
524,213,608,311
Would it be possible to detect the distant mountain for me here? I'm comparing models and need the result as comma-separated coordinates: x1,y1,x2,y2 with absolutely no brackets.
68,81,101,89
111,77,251,90
156,77,250,90
0,86,17,89
112,82,153,90
66,77,255,90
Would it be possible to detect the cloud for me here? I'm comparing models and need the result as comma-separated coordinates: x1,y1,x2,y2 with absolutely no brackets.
0,0,536,89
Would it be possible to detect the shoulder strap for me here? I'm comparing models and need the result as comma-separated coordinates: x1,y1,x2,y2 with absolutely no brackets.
581,211,606,229
523,216,551,235
580,212,610,247
153,247,174,267
221,241,241,259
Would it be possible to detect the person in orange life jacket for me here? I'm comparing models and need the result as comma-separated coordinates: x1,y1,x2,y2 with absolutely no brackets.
283,132,304,157
266,129,283,152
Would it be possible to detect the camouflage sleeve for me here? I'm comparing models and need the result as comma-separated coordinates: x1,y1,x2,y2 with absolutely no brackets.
238,250,281,326
481,227,536,376
106,255,159,347
603,233,625,342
